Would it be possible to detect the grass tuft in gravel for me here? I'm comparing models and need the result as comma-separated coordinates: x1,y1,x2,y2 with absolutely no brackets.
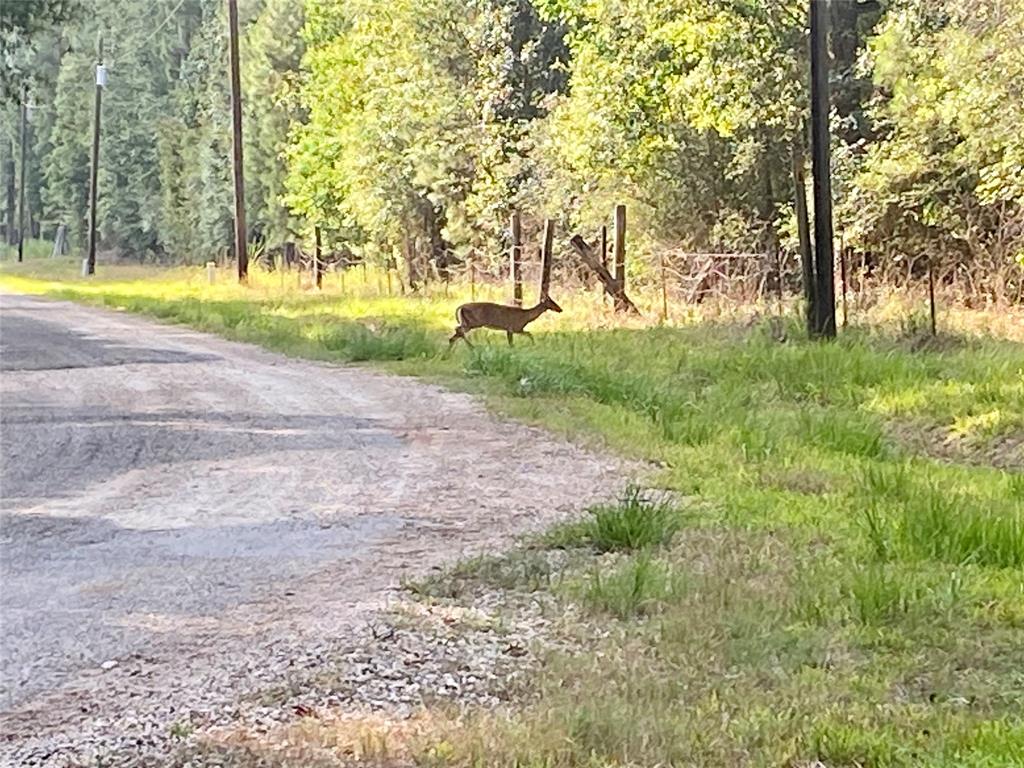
542,485,682,553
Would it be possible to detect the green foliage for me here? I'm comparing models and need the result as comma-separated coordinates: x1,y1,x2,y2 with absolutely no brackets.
285,0,566,274
572,552,684,617
242,0,305,244
0,1,81,103
859,466,1024,568
840,0,1024,292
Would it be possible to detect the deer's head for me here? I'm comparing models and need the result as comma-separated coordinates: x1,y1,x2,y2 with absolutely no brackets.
542,295,563,313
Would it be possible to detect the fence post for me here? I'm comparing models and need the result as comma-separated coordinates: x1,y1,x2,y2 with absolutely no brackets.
659,251,668,322
928,259,937,336
539,218,554,299
313,226,323,289
840,242,848,329
600,224,609,305
614,204,626,292
510,211,522,306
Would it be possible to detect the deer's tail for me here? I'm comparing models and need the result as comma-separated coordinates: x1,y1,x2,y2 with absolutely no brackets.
455,306,466,327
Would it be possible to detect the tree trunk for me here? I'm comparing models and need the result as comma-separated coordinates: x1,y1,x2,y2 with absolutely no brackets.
402,231,422,291
4,140,14,245
422,198,452,280
792,143,814,335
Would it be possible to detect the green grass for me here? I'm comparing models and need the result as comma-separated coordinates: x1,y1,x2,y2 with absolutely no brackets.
543,485,682,552
570,552,686,618
3,259,1024,766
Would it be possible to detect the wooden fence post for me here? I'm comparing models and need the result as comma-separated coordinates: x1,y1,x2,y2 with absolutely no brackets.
659,251,668,322
600,224,609,305
614,204,626,292
840,242,848,329
470,254,476,300
313,226,323,289
928,259,937,336
510,211,523,306
539,218,554,299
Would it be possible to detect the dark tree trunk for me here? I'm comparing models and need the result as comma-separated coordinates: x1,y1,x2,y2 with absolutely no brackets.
792,143,814,334
4,140,16,245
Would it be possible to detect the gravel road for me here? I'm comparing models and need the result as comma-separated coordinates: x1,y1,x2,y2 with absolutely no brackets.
0,292,625,765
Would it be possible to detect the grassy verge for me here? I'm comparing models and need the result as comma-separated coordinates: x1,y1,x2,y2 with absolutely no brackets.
3,259,1024,766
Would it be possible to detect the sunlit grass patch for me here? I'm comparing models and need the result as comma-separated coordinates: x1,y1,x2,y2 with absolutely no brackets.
857,464,1024,568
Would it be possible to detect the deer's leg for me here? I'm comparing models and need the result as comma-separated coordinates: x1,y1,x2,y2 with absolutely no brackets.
521,331,535,343
506,330,515,346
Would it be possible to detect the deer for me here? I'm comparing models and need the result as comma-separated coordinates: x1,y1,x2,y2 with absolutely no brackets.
449,295,563,348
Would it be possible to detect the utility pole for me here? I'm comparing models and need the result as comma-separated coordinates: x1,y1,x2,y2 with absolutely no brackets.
17,84,28,262
86,35,105,275
809,0,836,338
227,0,248,282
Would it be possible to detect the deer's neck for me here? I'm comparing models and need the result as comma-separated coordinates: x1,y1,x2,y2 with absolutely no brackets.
524,303,548,321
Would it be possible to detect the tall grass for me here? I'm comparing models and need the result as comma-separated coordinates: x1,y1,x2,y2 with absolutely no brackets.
859,466,1024,568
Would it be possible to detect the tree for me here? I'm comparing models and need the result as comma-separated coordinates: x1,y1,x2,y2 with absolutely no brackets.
839,0,1024,298
242,0,305,245
0,1,80,102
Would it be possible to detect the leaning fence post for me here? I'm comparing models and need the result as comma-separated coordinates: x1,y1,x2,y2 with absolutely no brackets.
510,211,523,306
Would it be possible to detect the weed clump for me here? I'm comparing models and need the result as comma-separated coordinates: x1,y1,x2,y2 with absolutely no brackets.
544,485,681,553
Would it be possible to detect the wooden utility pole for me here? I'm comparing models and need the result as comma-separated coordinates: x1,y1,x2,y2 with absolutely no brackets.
17,84,28,262
86,39,104,275
509,211,522,306
614,204,626,291
539,218,554,299
313,226,323,289
809,0,836,338
227,0,248,282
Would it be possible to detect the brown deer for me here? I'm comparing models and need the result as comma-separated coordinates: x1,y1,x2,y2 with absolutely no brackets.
449,295,563,348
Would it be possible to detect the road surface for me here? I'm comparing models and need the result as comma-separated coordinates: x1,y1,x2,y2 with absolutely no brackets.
0,292,623,764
